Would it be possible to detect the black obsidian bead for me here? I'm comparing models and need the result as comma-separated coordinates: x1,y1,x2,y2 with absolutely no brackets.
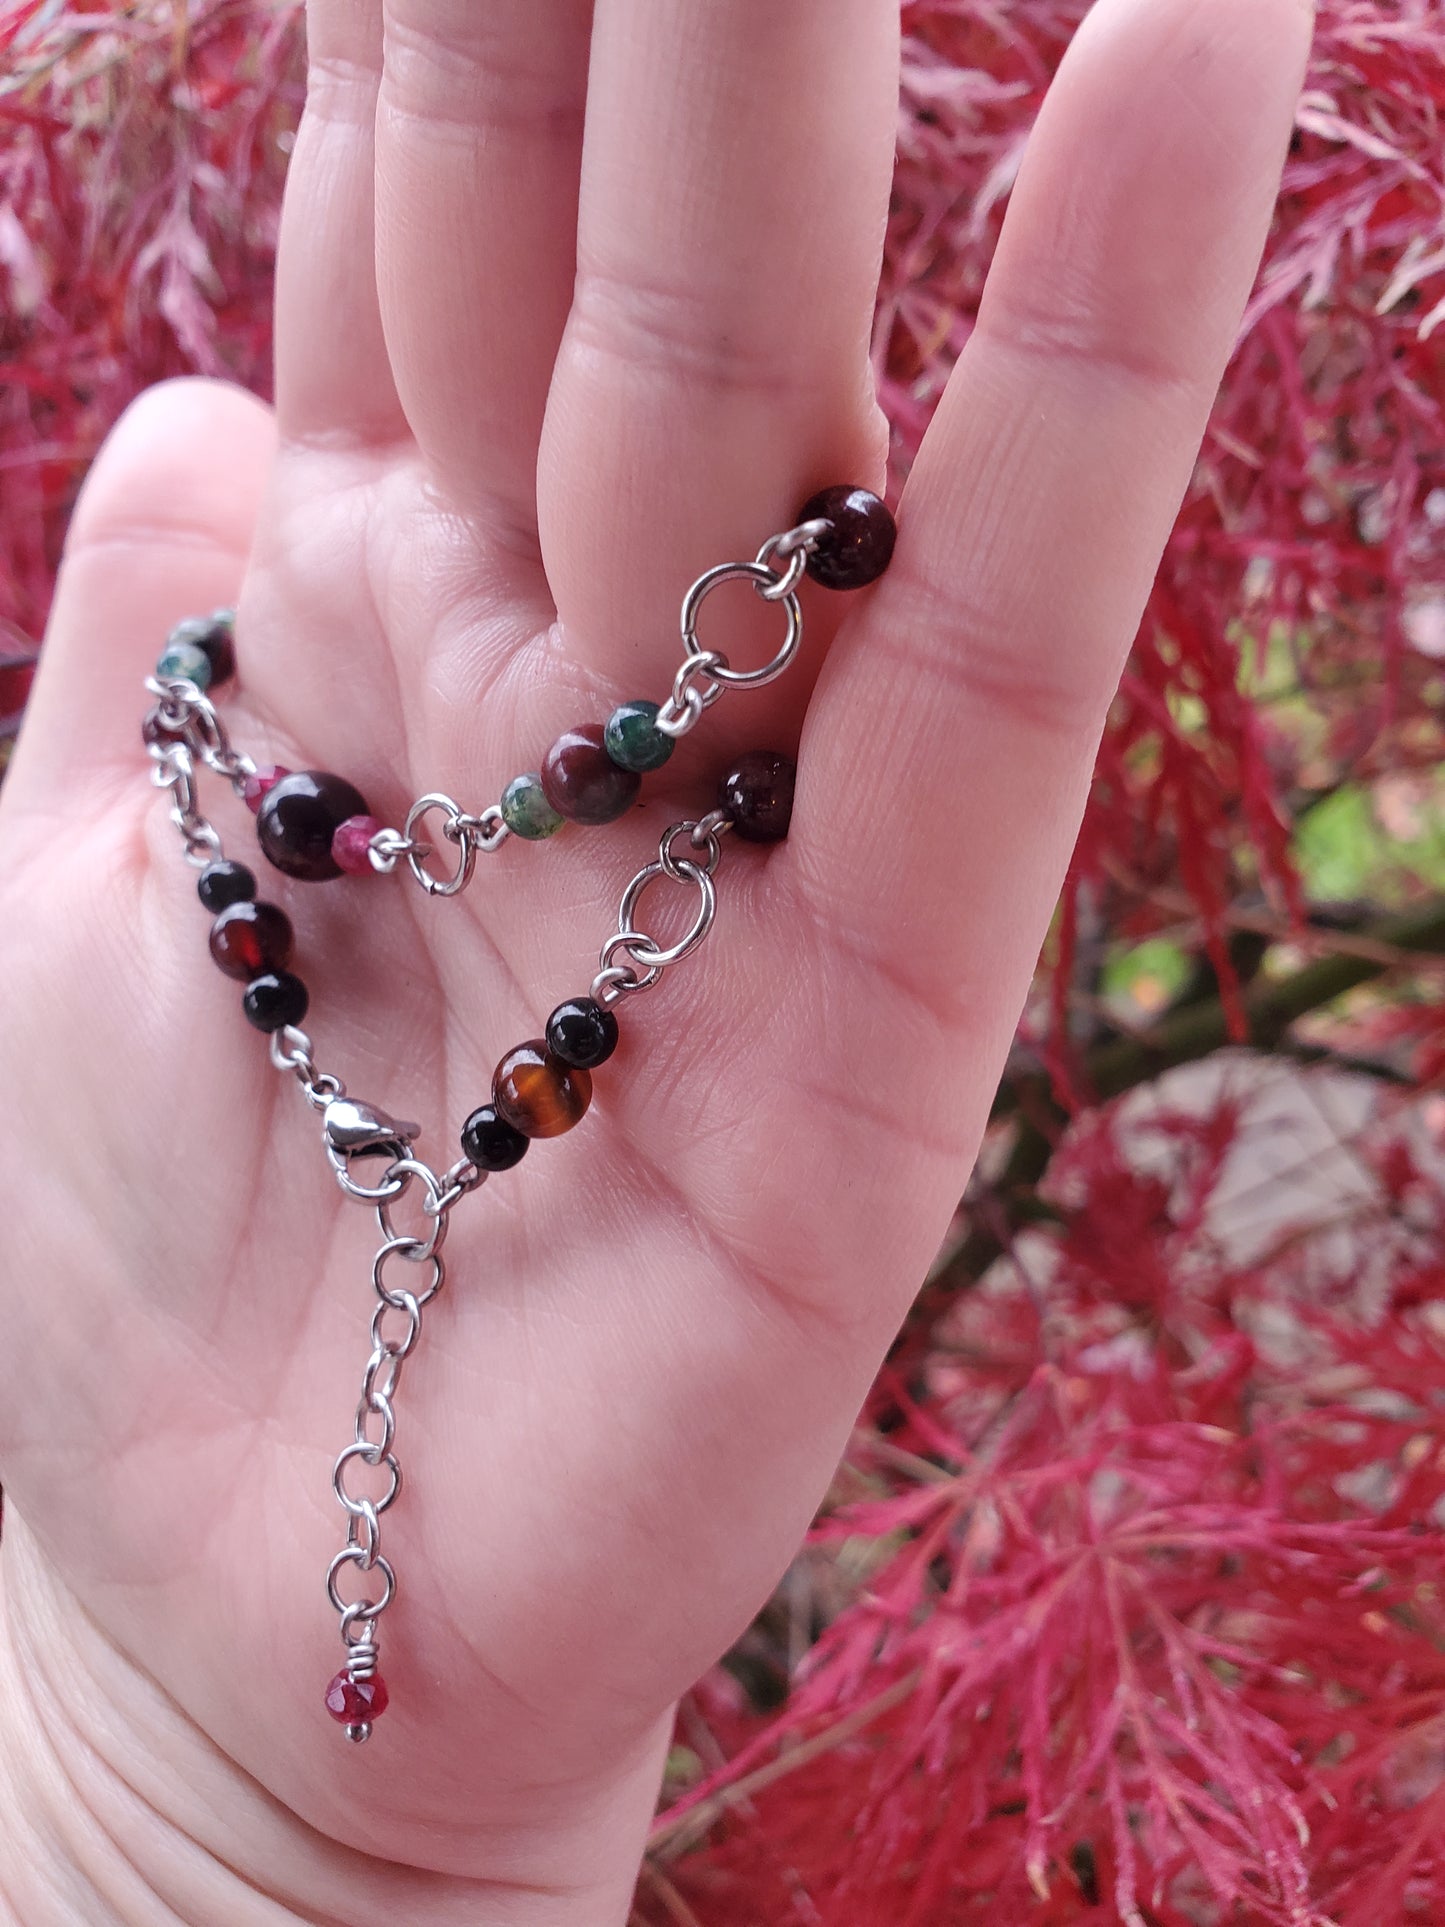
799,486,896,591
460,1104,530,1173
210,901,295,981
718,750,796,842
196,860,257,913
545,997,619,1071
242,970,310,1033
256,770,370,882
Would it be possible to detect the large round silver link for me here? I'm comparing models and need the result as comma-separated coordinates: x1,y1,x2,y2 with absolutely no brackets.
327,1546,395,1621
680,560,803,689
333,1440,403,1516
371,1236,445,1310
403,793,477,899
614,857,717,970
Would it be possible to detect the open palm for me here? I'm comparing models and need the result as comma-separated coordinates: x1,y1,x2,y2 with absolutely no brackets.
0,2,1309,1920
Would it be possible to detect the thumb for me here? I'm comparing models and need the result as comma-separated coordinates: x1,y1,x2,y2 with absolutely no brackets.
4,378,275,818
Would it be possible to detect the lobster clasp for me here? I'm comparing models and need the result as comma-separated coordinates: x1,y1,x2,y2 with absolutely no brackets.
322,1097,421,1164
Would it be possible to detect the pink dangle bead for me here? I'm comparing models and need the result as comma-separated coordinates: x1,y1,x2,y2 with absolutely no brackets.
325,1669,389,1726
332,814,384,876
243,763,290,814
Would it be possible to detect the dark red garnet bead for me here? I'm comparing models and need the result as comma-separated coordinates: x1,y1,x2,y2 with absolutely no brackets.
196,860,256,914
242,971,309,1033
718,751,796,842
545,997,619,1071
799,485,896,591
325,1671,389,1724
256,770,370,881
460,1104,530,1173
209,901,295,980
540,724,641,827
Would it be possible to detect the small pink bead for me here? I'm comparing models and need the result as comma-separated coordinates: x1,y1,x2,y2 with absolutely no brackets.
325,1670,388,1723
242,763,290,814
331,814,383,876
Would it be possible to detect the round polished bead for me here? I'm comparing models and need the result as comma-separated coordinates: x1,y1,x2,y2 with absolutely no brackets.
196,860,256,913
545,997,619,1070
242,763,290,814
500,772,564,841
156,638,212,690
166,611,236,688
242,970,309,1032
460,1104,530,1173
541,724,642,826
332,815,383,877
799,485,896,591
604,700,674,774
324,1671,388,1723
257,770,370,881
718,750,796,842
493,1042,592,1138
210,901,295,980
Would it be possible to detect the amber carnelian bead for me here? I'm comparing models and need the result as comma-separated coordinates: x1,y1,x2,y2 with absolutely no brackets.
257,770,370,881
545,998,619,1070
799,485,896,591
209,901,295,980
492,1042,592,1138
540,724,641,826
718,750,796,842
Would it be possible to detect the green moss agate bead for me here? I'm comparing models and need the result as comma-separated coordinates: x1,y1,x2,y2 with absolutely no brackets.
156,638,213,690
604,700,674,774
501,772,565,840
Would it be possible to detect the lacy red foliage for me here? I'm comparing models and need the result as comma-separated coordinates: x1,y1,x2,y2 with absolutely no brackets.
6,4,1445,1922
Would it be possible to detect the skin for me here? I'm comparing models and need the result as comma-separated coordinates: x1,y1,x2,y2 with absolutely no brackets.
0,0,1313,1920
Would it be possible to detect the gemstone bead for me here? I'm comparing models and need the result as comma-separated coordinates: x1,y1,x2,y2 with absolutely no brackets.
243,764,291,814
541,725,642,826
256,770,370,881
156,638,212,690
325,1671,388,1723
493,1042,592,1138
209,901,295,980
500,772,565,841
718,750,796,842
545,997,619,1070
604,700,674,774
332,815,383,877
460,1104,530,1173
242,971,309,1032
799,485,896,591
166,611,236,688
196,860,257,913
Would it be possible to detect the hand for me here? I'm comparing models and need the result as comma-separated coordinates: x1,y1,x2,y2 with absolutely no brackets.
0,1,1310,1920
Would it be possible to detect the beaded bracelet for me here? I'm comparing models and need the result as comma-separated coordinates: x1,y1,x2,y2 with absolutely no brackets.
141,485,896,1742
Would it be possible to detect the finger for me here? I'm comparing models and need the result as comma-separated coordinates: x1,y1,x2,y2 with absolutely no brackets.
374,1,593,543
273,1,408,448
750,0,1311,1311
3,381,276,814
537,0,895,701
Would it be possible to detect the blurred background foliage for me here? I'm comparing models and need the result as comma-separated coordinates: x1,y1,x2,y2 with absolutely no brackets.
7,3,1445,1922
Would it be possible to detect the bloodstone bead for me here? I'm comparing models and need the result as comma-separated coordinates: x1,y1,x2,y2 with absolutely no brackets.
604,700,674,774
196,860,257,913
718,750,796,842
500,772,564,841
541,724,642,826
492,1042,592,1139
460,1104,530,1173
210,901,295,980
799,485,897,591
325,1671,388,1724
256,770,370,881
243,764,290,814
166,611,236,688
545,997,619,1071
242,970,309,1033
